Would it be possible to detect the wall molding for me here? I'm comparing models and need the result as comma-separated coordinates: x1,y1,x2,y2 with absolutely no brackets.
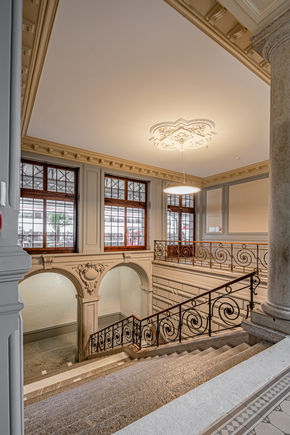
202,160,269,187
22,0,59,136
22,136,204,186
164,0,270,84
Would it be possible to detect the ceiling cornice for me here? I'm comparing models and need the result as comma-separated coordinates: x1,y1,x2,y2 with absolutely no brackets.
164,0,271,84
202,160,269,187
22,136,204,186
22,136,269,188
22,0,59,137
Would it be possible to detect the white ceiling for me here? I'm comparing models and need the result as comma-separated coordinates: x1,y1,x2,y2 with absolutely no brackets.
28,0,270,177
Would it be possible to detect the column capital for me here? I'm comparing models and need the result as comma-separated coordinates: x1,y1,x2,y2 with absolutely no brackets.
252,8,290,62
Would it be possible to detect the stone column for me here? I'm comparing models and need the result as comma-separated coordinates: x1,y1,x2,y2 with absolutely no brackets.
0,1,31,434
252,9,290,325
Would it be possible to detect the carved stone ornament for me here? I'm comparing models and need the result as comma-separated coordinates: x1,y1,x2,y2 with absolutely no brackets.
42,255,54,270
150,118,215,151
75,263,107,295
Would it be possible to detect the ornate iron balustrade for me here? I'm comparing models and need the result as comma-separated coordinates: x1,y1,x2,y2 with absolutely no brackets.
90,272,260,354
154,240,268,276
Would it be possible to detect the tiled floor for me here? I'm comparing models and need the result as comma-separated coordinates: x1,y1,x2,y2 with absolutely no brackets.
24,332,77,384
203,367,290,435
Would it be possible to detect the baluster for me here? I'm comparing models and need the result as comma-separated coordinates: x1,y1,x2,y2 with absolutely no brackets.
256,244,259,275
165,241,168,262
231,243,233,272
121,320,124,346
250,275,254,311
156,313,160,347
111,324,114,349
208,293,212,337
210,242,212,268
132,317,135,345
104,329,106,351
179,304,182,342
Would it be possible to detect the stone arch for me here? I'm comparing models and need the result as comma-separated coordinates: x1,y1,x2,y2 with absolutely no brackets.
97,261,151,295
20,268,84,360
22,267,84,299
97,260,152,322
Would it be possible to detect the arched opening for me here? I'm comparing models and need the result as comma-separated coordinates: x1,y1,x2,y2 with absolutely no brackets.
20,271,78,383
98,265,148,330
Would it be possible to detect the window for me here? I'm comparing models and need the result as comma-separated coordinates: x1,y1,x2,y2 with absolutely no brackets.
104,175,147,250
167,194,195,243
18,160,77,253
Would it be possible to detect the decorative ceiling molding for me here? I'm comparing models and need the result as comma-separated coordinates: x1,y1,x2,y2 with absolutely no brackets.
22,136,269,188
164,0,270,84
150,119,215,151
202,160,269,187
22,0,59,137
21,136,203,186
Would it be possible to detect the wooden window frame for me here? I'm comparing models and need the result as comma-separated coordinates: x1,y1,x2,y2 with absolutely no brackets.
19,160,78,254
104,174,147,251
167,194,196,242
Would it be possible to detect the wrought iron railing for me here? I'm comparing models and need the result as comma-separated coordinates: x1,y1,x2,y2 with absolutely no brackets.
154,240,268,276
90,271,260,354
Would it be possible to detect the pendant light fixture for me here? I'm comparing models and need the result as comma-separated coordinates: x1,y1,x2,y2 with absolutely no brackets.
163,144,201,194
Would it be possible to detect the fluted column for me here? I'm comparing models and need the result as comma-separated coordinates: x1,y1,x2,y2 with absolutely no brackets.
252,9,290,322
0,1,31,434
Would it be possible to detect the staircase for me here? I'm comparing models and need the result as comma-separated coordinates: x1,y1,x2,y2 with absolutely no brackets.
24,339,268,434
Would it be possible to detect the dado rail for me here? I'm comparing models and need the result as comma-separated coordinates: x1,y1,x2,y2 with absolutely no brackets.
154,240,268,277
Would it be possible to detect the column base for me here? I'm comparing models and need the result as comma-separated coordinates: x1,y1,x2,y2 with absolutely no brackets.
251,307,290,335
262,300,290,321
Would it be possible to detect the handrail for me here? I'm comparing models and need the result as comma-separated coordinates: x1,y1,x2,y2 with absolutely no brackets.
90,271,260,355
154,240,268,276
141,271,255,322
154,240,268,246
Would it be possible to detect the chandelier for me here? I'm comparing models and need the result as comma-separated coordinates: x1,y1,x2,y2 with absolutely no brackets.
150,118,215,195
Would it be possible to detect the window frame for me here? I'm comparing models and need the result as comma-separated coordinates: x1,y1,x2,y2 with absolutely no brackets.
104,174,147,251
167,194,196,243
19,159,78,254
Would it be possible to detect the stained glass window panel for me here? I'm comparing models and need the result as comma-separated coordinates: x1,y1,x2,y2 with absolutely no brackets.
21,162,43,190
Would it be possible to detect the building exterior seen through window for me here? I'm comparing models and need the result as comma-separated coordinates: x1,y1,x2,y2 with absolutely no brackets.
104,175,147,250
18,160,77,253
167,193,195,243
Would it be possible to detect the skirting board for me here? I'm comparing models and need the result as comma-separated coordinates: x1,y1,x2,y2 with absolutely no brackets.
23,321,77,343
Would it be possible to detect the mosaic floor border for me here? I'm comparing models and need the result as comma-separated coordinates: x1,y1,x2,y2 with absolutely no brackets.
202,366,290,435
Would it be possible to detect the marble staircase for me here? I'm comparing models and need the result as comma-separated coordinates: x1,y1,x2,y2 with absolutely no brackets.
24,339,268,434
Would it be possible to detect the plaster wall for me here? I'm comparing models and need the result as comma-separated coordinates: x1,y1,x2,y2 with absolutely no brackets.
202,175,269,241
19,272,77,333
228,178,269,232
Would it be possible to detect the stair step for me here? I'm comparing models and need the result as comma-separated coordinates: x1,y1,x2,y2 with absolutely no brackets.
35,348,226,434
83,343,267,434
24,342,268,435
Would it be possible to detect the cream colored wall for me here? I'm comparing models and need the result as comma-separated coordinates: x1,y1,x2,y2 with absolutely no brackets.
206,188,223,233
98,268,121,316
120,266,145,318
98,266,144,319
229,178,269,233
20,272,77,333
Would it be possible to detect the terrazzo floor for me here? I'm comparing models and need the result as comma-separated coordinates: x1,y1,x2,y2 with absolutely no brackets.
23,332,77,384
203,366,290,435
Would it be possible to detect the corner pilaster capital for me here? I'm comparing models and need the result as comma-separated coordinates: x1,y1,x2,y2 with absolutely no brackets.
251,8,290,62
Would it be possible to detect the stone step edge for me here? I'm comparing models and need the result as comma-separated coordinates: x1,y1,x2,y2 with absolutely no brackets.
23,352,130,401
